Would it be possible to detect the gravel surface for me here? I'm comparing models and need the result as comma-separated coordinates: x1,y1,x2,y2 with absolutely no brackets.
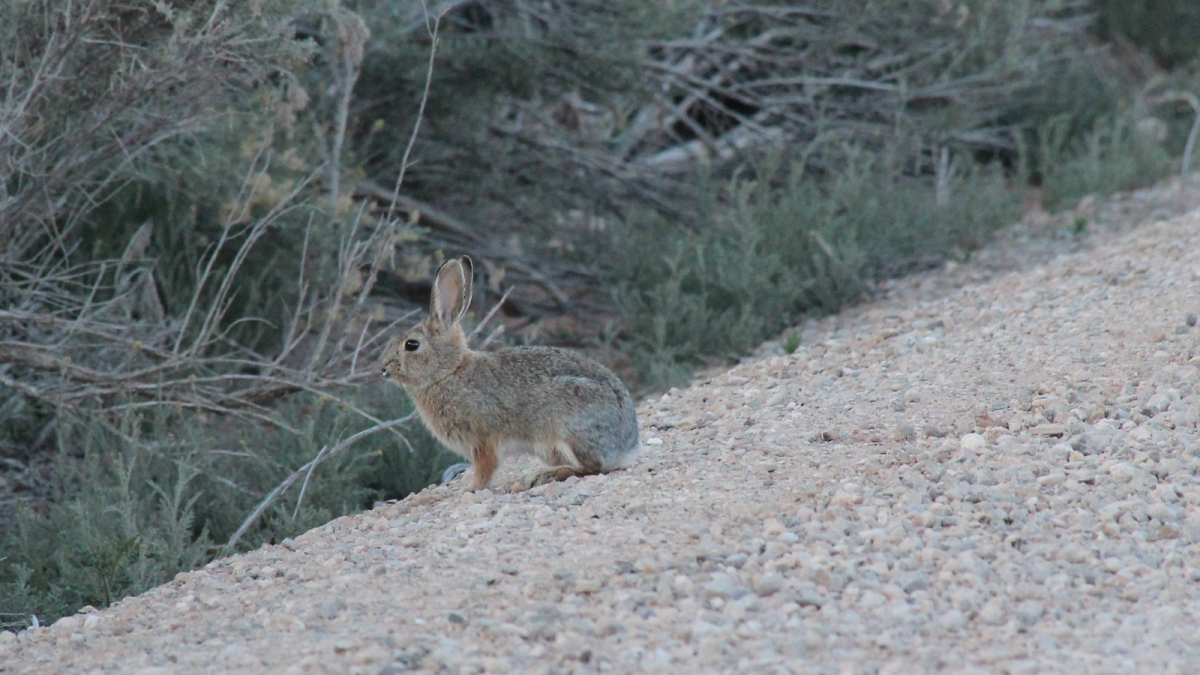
5,180,1200,674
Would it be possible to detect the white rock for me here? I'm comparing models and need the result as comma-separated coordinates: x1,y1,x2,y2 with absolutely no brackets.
673,575,694,595
1098,500,1140,522
1109,463,1156,487
754,573,783,597
51,616,80,632
960,434,988,452
1146,393,1171,414
1014,600,1045,624
1057,546,1092,564
831,490,863,506
633,558,661,574
762,518,786,537
1037,473,1066,487
1148,503,1182,521
703,574,742,599
978,600,1006,625
857,591,887,610
939,609,967,630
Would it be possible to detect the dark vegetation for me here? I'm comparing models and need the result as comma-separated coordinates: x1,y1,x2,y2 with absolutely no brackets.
2,0,1199,628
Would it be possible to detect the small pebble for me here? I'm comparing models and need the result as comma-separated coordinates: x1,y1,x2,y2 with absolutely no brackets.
754,574,784,597
960,434,988,452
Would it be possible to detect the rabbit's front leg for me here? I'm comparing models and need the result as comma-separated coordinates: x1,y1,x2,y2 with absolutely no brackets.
468,439,498,492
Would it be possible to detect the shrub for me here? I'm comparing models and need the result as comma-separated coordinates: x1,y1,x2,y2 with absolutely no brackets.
0,0,316,261
0,384,455,629
1030,113,1175,210
345,0,1109,263
609,149,1018,389
0,0,452,629
1096,1,1200,69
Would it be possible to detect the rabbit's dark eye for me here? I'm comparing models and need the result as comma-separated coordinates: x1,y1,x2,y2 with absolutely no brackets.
404,339,420,352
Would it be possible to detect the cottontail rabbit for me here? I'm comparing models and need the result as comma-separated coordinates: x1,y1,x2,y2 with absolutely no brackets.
381,256,640,492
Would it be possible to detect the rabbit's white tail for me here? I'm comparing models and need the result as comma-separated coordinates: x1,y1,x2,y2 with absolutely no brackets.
605,440,642,471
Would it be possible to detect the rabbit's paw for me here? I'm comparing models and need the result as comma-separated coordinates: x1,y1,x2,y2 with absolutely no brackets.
510,466,580,492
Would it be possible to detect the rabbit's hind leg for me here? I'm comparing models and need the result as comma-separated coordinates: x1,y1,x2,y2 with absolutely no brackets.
510,439,599,492
510,466,584,492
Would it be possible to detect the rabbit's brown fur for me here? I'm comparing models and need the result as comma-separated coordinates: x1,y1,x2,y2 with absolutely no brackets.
381,256,640,492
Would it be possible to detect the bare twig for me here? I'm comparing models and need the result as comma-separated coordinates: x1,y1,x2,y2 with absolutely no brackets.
1145,89,1200,182
479,324,506,350
354,179,481,242
227,412,417,549
327,9,369,212
172,144,273,356
467,286,514,346
935,146,955,206
292,443,333,522
0,6,460,574
1,0,301,261
384,1,445,227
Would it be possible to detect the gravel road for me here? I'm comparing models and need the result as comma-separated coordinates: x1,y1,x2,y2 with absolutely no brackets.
4,181,1200,674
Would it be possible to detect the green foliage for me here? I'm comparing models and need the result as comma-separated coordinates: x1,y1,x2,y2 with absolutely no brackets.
610,151,1018,390
781,332,802,356
612,103,1177,389
0,384,455,629
1025,113,1174,210
1097,0,1200,69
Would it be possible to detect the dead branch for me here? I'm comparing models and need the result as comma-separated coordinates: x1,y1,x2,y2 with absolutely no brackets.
1148,91,1200,178
467,286,514,345
0,1,466,558
226,412,418,550
354,179,481,243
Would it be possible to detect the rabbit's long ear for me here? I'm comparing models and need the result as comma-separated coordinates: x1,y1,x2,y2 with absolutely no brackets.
430,255,473,329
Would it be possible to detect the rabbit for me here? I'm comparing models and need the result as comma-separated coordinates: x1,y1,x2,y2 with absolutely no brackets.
381,255,640,492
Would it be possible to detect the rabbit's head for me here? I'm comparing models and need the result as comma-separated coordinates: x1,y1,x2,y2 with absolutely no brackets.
382,256,473,389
